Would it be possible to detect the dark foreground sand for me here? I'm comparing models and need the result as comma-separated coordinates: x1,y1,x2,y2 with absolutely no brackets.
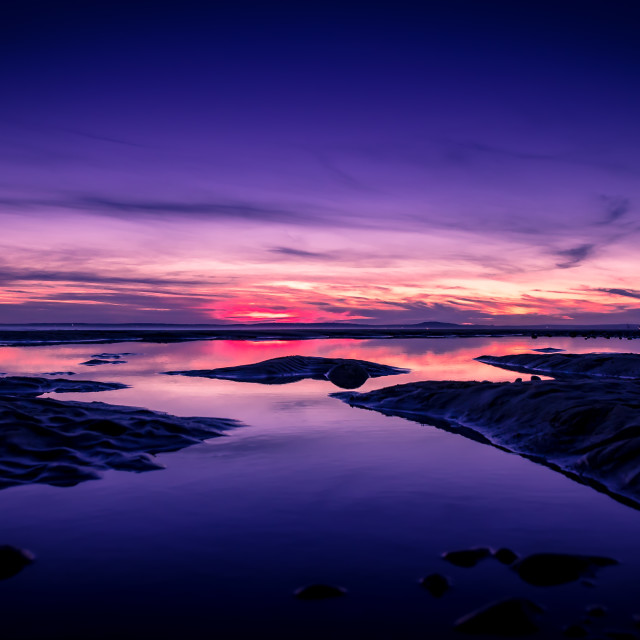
0,376,241,489
334,353,640,505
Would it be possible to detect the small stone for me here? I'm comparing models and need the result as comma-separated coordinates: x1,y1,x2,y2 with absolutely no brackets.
326,362,369,389
512,553,617,587
0,545,35,580
294,584,347,600
563,623,589,637
493,547,519,565
531,375,542,381
586,604,607,618
604,631,638,640
454,597,544,635
442,547,491,568
420,573,450,597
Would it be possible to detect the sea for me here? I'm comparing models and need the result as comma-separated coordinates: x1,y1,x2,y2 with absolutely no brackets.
1,334,640,638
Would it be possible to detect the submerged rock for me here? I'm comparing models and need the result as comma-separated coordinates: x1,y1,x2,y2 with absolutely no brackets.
454,597,544,635
90,353,135,359
420,573,450,597
166,355,408,388
0,545,35,580
294,584,347,600
442,547,491,568
80,359,126,366
513,553,617,587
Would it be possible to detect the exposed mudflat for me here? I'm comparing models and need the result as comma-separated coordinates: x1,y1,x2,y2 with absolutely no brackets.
0,376,127,397
334,377,640,503
165,354,409,387
0,376,241,489
477,352,640,379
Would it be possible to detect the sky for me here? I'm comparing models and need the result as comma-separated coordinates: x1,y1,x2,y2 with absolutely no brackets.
1,0,639,325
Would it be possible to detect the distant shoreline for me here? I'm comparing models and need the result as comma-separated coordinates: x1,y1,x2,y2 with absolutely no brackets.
0,325,638,346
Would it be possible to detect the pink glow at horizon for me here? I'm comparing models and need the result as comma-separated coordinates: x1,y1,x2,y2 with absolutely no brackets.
1,210,639,324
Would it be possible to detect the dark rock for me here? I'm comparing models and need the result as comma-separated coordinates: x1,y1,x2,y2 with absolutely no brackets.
0,545,35,580
294,584,346,600
493,548,519,565
563,623,589,637
603,631,638,640
442,547,491,568
167,355,407,386
90,353,135,359
531,375,542,381
80,359,126,366
586,605,608,618
420,573,450,597
454,597,544,635
0,376,127,397
513,553,617,587
326,362,369,389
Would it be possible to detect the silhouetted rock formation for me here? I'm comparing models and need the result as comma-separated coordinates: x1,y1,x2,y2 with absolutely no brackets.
166,355,408,388
0,376,127,397
477,352,640,379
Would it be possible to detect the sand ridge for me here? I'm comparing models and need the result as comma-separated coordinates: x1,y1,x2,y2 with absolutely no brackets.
0,376,242,489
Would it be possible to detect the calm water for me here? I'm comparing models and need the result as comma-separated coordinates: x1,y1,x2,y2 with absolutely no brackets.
1,336,640,639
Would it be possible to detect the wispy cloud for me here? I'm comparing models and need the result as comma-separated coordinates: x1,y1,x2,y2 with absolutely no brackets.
269,246,336,260
0,266,213,288
597,196,631,225
555,244,595,269
596,287,640,301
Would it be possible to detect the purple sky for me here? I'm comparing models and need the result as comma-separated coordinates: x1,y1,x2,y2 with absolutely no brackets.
1,1,639,324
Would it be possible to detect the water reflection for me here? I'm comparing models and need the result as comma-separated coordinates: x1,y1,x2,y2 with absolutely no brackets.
1,336,640,638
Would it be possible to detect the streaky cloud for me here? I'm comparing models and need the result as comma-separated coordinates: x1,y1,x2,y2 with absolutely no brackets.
0,266,215,288
555,243,595,269
269,246,336,260
596,287,640,301
597,196,631,225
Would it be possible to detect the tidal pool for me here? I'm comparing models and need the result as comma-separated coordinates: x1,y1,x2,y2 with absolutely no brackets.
1,336,640,639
